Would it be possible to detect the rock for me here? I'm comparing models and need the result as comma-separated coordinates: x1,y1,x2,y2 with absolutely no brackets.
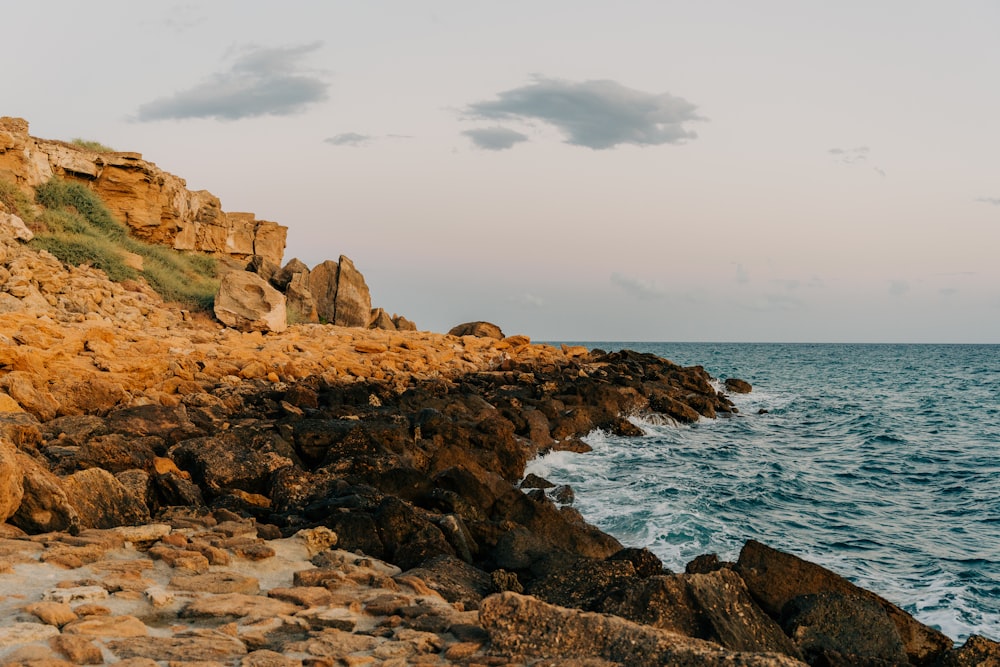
285,271,318,324
333,255,372,327
308,259,339,323
393,314,417,331
246,255,280,284
180,593,301,621
608,547,667,578
271,257,309,290
725,378,753,393
62,467,150,529
0,622,61,650
939,634,1000,667
529,558,637,610
0,439,24,522
448,321,504,339
51,634,103,664
105,404,197,444
686,553,726,574
11,451,80,533
403,555,493,610
168,571,260,594
106,629,248,663
169,425,295,498
480,592,806,666
24,601,78,627
780,591,908,666
214,271,287,333
369,307,396,330
0,211,33,242
735,540,953,666
62,614,149,637
72,433,156,473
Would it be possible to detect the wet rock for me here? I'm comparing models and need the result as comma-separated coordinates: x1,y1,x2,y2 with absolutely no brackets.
686,552,726,574
736,539,953,666
169,425,295,498
529,558,637,610
608,547,667,578
780,591,907,666
725,377,753,393
938,634,1000,667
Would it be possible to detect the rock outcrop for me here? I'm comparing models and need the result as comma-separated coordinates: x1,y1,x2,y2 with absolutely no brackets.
0,117,286,266
213,271,287,333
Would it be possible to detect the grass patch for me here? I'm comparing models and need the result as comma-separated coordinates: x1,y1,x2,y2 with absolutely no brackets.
70,138,115,153
28,177,219,310
0,177,35,219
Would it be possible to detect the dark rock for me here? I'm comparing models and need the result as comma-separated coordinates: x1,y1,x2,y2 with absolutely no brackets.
736,539,953,666
63,467,150,528
170,425,296,498
105,404,200,445
609,547,667,578
39,414,104,447
938,634,1000,667
271,257,310,291
780,591,908,666
392,315,417,331
403,555,492,609
647,389,701,423
323,510,384,560
520,473,555,490
448,321,504,339
368,307,396,331
116,469,153,510
490,569,523,594
528,558,637,610
11,451,80,533
71,433,155,474
373,496,455,570
686,553,726,574
598,574,701,637
551,437,593,454
725,378,753,394
551,484,575,505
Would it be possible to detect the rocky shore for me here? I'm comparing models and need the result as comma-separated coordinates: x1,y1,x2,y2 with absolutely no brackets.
2,140,998,665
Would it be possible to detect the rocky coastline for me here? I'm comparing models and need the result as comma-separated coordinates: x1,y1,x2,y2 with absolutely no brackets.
1,125,997,665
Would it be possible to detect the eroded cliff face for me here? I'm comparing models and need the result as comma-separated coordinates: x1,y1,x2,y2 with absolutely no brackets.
0,117,286,266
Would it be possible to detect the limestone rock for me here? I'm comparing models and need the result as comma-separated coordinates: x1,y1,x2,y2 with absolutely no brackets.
369,307,396,331
107,629,247,663
11,451,80,533
246,255,280,284
480,592,805,666
0,212,33,242
0,439,24,522
393,314,417,331
214,270,287,333
332,255,372,327
308,259,339,323
271,257,309,290
62,467,150,529
449,321,504,339
285,271,318,324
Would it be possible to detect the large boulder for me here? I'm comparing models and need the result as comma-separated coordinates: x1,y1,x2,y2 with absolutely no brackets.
448,321,504,339
308,260,339,323
479,592,805,667
62,467,150,529
11,451,80,533
735,540,953,665
285,272,318,324
214,271,287,333
271,257,310,291
332,255,371,327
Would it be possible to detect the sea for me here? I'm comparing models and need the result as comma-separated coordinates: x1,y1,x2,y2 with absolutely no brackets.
527,343,999,643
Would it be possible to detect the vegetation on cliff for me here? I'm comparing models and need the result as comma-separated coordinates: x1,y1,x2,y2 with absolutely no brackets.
69,137,115,153
4,175,220,310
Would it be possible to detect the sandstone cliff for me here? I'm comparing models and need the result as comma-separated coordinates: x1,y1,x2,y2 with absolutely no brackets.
0,117,286,266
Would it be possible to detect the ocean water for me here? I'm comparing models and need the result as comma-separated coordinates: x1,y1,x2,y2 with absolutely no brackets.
527,343,1000,643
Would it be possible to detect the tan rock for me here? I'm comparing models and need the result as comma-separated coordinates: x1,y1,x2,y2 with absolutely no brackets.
332,255,371,327
181,593,302,621
51,634,103,664
24,601,78,627
0,439,24,522
214,271,288,333
107,629,248,663
168,571,260,594
0,622,61,649
63,614,149,638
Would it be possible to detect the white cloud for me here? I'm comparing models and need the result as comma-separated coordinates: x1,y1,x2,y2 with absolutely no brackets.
466,76,703,150
137,42,328,121
325,132,372,147
976,197,1000,206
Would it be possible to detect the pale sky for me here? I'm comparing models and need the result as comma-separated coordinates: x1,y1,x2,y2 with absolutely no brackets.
4,1,999,342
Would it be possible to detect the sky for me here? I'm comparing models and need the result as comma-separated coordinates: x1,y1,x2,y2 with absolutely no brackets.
4,1,999,342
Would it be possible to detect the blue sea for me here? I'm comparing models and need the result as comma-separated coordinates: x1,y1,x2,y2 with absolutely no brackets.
528,343,999,643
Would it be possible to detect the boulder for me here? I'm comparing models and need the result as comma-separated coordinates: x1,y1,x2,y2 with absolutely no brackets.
213,271,287,333
393,315,417,331
11,451,80,533
0,212,33,242
285,272,318,324
480,592,806,666
938,634,1000,667
62,468,150,529
402,554,493,610
735,540,953,665
333,255,371,327
780,591,908,666
0,439,24,522
308,259,339,323
725,378,753,394
368,307,396,331
271,257,310,291
448,321,504,339
245,255,280,284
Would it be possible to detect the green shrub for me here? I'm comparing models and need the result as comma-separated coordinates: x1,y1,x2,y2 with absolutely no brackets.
70,138,115,153
29,176,221,311
0,177,34,219
31,232,137,282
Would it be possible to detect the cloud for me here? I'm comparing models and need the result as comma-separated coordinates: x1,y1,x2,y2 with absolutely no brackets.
829,146,869,164
734,263,750,285
466,76,703,149
889,280,910,297
325,132,372,147
611,272,668,300
976,197,1000,206
463,127,529,151
137,42,328,121
507,293,544,308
